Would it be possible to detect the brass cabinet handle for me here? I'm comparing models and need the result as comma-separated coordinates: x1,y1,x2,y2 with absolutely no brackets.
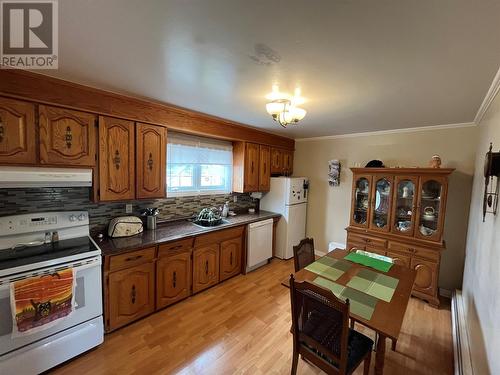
131,284,136,304
205,260,209,275
147,153,153,170
113,150,121,169
251,161,254,174
65,126,73,148
230,252,233,266
0,116,4,142
173,271,177,288
264,162,266,174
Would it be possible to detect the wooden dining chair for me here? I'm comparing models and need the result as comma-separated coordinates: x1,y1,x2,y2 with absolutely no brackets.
293,238,316,272
289,275,373,375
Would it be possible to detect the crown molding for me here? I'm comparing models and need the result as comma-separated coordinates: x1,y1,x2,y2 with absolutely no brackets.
295,122,476,142
474,65,500,125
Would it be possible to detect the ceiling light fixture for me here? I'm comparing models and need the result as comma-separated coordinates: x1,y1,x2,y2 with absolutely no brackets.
265,85,307,128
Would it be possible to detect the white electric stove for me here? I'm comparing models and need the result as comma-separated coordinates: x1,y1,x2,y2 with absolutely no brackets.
0,211,103,374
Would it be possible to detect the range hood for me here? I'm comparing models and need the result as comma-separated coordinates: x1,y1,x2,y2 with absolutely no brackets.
0,167,92,188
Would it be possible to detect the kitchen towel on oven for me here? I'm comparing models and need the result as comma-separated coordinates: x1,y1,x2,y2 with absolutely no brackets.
10,268,76,337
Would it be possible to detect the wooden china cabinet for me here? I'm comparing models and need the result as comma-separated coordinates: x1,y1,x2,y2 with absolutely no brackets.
346,167,454,307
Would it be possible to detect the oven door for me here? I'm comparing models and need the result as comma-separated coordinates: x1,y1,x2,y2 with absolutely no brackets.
0,256,102,357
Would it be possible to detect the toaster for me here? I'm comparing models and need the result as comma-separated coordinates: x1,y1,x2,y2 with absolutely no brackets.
108,216,144,238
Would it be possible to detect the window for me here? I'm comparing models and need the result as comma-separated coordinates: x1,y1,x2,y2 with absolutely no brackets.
167,132,233,197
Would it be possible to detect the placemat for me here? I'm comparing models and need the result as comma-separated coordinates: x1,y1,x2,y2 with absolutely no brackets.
312,276,377,320
344,252,393,272
347,268,399,302
305,257,352,281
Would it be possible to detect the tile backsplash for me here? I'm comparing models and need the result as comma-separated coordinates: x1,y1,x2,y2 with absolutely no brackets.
0,188,256,234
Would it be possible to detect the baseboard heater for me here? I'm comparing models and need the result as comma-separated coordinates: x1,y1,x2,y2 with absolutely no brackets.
452,290,473,375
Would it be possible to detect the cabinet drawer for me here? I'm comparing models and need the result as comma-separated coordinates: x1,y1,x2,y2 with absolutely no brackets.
109,247,156,271
413,247,439,262
158,238,194,257
388,241,439,261
348,233,386,249
194,226,245,247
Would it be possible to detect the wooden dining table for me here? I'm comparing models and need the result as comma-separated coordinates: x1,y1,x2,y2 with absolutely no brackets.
282,249,416,375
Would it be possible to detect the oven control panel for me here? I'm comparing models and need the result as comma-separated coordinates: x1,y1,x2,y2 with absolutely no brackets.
0,211,89,236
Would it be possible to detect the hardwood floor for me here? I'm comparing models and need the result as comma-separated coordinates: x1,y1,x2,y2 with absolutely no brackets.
51,258,453,375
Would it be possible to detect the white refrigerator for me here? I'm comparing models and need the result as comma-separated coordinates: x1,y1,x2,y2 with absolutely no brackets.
260,177,309,259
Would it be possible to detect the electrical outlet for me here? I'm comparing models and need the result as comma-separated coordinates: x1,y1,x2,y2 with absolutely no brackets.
125,204,133,213
233,195,238,203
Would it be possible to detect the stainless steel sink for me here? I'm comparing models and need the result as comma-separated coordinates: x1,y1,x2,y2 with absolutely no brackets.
189,219,229,229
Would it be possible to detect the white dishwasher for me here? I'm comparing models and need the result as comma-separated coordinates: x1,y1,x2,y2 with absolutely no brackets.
246,218,274,272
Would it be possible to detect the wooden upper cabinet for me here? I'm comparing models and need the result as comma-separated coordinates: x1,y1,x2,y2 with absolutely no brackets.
108,262,155,331
136,123,166,199
270,147,283,174
220,237,242,281
282,150,293,175
157,251,191,309
258,145,271,192
39,105,97,166
245,143,260,192
0,97,36,164
99,116,135,201
192,244,220,293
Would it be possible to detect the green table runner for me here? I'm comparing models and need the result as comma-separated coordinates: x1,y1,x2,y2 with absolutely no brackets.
344,252,393,272
305,258,352,281
312,276,378,320
347,269,399,302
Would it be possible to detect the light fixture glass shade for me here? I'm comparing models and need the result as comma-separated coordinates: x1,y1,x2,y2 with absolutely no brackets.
290,106,307,121
266,101,286,115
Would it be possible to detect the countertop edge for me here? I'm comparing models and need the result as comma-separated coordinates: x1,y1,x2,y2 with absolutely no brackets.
95,211,281,256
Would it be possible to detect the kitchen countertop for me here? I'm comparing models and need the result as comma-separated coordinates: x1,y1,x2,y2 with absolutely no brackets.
93,210,281,256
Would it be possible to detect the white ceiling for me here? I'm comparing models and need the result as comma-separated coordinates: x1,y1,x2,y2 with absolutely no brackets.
44,0,500,138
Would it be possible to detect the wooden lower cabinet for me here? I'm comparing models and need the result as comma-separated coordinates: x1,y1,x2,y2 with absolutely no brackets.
157,252,191,309
220,237,242,281
107,262,155,331
104,225,246,332
193,244,220,293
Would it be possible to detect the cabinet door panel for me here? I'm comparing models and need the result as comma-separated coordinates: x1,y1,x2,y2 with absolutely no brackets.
193,244,219,293
258,145,271,192
368,175,393,232
245,143,259,191
157,252,191,308
0,97,36,164
282,150,293,175
99,116,135,201
108,262,155,331
350,174,373,228
411,257,438,295
270,147,283,174
391,175,419,237
220,237,242,281
136,123,166,199
39,105,96,166
415,176,447,242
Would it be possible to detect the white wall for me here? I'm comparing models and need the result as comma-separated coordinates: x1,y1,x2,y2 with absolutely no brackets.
293,126,478,290
462,90,500,374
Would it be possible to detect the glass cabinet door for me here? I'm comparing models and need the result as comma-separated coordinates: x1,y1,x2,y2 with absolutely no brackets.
351,175,371,227
369,176,393,232
391,176,418,236
416,177,445,241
